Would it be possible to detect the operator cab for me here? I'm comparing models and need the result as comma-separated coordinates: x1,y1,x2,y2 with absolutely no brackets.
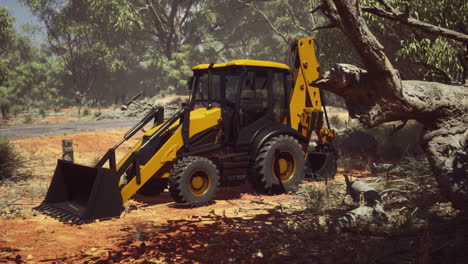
189,60,291,130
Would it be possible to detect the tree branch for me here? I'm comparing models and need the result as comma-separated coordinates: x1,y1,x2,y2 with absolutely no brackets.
321,0,402,95
238,0,289,44
281,0,312,35
376,0,398,14
311,23,337,32
362,7,468,44
415,61,454,84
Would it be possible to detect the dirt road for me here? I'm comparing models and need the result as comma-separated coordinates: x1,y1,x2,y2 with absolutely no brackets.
0,118,140,139
1,128,336,263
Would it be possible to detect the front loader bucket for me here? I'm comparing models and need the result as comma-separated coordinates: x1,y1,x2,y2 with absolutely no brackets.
34,160,123,224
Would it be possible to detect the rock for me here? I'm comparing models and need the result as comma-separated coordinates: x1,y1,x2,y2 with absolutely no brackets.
256,250,263,258
26,255,34,260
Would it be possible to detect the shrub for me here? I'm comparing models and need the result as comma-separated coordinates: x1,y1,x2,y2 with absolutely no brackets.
39,108,46,118
0,139,21,181
334,121,424,170
23,114,33,124
335,130,377,170
375,122,424,161
337,154,353,173
10,105,22,117
82,108,91,116
296,183,326,215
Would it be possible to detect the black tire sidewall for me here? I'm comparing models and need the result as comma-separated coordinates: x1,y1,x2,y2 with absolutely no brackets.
257,136,305,193
170,157,220,206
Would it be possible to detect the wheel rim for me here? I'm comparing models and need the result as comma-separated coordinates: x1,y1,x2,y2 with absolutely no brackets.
273,150,296,183
189,170,210,196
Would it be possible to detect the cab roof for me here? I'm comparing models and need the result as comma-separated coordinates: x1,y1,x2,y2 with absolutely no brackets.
191,59,290,71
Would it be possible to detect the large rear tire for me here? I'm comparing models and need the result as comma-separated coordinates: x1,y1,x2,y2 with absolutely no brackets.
169,156,220,207
250,135,305,194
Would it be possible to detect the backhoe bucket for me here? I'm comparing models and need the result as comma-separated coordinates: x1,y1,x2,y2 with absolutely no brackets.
305,151,338,180
35,160,123,224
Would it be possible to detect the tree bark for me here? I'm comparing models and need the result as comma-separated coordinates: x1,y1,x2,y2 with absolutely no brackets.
315,0,468,209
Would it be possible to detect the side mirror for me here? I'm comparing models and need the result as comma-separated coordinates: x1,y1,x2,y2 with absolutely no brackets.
187,77,194,90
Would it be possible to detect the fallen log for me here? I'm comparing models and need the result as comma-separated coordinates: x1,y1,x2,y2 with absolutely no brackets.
331,175,387,232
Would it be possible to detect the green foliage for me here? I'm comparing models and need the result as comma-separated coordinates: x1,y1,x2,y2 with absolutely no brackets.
39,108,46,118
10,105,22,117
362,0,467,83
397,38,463,82
0,7,15,86
23,114,33,124
296,183,327,215
0,138,21,181
82,108,90,116
0,35,65,118
5,0,463,114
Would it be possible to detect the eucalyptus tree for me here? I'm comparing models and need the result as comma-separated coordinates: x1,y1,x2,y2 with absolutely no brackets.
0,7,15,87
312,0,467,210
22,0,142,109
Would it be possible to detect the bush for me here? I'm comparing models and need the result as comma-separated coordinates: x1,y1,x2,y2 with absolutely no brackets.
335,130,378,170
82,108,91,116
0,139,21,181
375,122,424,161
10,105,22,117
295,183,326,215
39,108,46,118
334,121,424,171
23,114,33,124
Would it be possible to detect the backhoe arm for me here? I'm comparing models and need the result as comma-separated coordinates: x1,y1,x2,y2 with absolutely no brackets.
289,37,335,145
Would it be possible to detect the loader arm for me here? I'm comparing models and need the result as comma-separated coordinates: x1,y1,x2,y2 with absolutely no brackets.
35,106,221,223
120,107,221,203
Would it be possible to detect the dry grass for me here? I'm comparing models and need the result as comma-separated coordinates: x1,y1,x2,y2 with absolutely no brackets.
0,138,23,182
269,154,460,263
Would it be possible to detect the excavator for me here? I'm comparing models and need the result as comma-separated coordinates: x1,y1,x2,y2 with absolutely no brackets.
35,37,337,223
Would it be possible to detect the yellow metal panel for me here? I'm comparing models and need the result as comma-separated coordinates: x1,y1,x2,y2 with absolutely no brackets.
289,36,323,138
120,107,221,203
192,59,290,70
116,139,142,172
289,69,307,131
298,37,321,110
297,37,320,86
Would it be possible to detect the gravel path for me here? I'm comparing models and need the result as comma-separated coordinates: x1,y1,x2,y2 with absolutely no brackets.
0,118,141,139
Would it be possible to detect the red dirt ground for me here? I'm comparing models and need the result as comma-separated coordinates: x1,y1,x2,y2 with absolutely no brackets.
0,109,354,263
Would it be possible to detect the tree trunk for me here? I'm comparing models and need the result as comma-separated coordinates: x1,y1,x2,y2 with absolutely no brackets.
316,0,468,209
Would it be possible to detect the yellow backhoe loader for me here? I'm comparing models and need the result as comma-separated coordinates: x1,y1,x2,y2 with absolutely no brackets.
35,37,337,223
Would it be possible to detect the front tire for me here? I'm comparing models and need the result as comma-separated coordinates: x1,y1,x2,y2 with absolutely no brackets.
169,156,220,207
250,135,305,194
